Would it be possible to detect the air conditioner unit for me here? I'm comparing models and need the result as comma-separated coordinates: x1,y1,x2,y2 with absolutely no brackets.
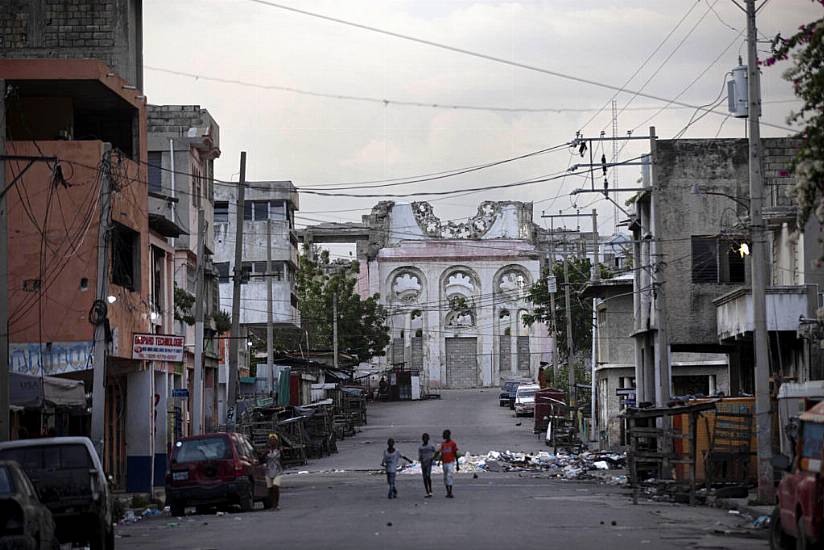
727,64,749,118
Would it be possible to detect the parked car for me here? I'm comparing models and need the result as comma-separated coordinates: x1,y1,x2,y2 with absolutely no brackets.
0,460,58,550
514,384,540,417
0,437,113,550
499,379,530,407
771,401,824,549
165,432,272,516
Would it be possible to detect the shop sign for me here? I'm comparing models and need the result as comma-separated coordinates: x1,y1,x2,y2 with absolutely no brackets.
133,333,184,362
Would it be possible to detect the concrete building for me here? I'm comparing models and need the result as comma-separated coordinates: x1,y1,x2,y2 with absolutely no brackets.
301,201,551,389
0,0,144,89
630,137,824,412
2,58,167,492
147,105,222,442
584,275,729,449
214,180,300,413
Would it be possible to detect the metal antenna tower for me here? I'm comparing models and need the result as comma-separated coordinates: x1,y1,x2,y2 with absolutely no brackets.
611,99,619,233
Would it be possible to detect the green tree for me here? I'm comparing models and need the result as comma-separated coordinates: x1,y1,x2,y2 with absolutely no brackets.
766,4,824,268
174,285,195,325
522,257,609,360
295,248,390,362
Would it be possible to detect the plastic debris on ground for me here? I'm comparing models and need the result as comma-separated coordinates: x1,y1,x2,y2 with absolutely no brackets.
398,449,626,481
752,515,770,528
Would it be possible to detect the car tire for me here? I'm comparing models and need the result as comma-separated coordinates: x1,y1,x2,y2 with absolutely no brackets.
169,500,186,517
89,519,110,550
0,535,36,550
239,483,254,512
195,505,212,515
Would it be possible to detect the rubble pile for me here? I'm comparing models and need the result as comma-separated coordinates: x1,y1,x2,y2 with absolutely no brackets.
399,450,626,481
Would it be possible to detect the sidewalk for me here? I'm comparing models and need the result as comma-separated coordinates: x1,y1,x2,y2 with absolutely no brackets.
711,491,773,522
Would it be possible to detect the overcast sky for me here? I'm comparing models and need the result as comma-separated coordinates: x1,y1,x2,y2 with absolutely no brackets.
143,0,819,251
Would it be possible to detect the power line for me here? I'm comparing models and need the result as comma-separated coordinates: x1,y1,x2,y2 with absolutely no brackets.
241,0,795,133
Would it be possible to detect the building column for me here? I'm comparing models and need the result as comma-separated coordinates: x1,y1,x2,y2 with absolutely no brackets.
126,367,153,493
509,314,518,377
153,368,168,487
403,312,412,368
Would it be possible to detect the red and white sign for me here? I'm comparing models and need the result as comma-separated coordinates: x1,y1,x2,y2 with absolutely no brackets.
132,333,184,363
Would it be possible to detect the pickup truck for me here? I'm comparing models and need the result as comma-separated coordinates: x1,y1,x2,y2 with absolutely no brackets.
0,437,113,550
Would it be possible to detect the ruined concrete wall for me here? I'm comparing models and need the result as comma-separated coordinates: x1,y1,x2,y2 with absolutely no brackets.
653,139,750,346
0,0,143,88
653,137,814,347
598,289,634,365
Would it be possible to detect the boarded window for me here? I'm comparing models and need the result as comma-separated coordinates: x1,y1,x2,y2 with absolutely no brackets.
214,201,229,224
148,151,162,193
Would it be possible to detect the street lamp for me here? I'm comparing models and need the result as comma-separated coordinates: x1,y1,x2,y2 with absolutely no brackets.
690,183,750,212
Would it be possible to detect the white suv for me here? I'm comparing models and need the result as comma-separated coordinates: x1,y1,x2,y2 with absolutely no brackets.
514,384,540,416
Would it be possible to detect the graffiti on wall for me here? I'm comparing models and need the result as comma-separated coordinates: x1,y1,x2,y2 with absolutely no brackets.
9,341,94,375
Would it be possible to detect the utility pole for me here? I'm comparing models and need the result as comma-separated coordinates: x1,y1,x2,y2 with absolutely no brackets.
652,126,672,410
541,211,589,395
590,208,600,442
192,209,206,435
266,219,274,394
563,258,575,409
0,79,8,442
332,293,339,369
91,146,113,456
745,0,774,503
227,152,246,419
547,218,559,379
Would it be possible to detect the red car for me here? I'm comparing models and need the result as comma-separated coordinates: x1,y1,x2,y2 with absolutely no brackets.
165,432,272,516
771,401,824,549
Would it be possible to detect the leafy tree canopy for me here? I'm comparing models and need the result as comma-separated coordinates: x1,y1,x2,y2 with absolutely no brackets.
295,247,390,362
767,3,824,250
522,257,610,361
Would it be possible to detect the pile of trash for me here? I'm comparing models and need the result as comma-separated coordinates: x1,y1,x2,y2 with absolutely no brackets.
399,450,626,481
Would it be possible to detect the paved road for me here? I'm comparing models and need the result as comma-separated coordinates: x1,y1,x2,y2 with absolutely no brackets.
116,390,768,550
312,389,546,471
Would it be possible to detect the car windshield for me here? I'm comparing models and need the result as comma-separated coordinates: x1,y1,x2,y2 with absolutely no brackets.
0,466,13,495
0,444,92,472
174,437,232,463
518,389,537,398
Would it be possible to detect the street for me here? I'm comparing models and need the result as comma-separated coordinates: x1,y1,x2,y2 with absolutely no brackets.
115,391,767,550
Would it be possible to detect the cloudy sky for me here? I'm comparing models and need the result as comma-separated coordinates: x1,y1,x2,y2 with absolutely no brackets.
143,0,818,249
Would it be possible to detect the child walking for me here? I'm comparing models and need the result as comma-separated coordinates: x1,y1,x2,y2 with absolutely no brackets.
381,438,411,499
264,434,283,510
438,429,459,498
418,433,436,497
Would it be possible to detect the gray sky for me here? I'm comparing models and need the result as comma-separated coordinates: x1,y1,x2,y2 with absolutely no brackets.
143,0,818,250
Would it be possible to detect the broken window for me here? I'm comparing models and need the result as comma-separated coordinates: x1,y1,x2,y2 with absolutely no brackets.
721,241,746,283
691,237,718,283
151,246,165,315
691,236,746,284
111,223,139,291
215,262,230,283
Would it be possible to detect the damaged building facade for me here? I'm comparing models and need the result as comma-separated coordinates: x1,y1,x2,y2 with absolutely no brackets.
301,201,550,390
